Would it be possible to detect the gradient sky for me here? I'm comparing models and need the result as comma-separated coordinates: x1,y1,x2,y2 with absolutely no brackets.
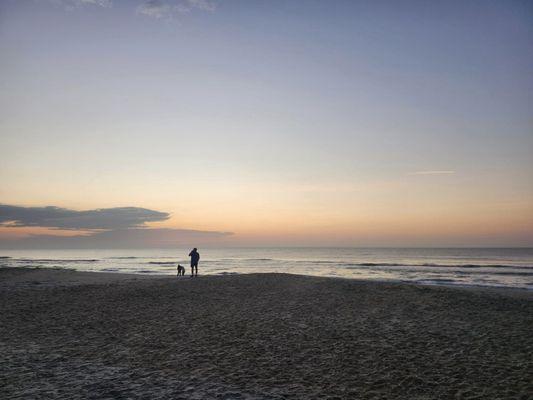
1,0,532,247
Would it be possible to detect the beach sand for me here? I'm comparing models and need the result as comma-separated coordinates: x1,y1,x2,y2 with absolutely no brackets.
1,268,531,399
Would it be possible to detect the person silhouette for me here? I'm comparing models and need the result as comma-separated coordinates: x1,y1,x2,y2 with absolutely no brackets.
189,248,200,277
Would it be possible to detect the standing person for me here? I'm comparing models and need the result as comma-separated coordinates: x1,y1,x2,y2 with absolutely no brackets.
189,248,200,277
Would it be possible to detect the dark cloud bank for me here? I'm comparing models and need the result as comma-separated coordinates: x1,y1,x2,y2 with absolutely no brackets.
0,205,232,249
0,205,170,230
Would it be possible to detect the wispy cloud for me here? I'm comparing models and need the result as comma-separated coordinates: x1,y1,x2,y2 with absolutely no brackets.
409,171,456,176
45,0,217,17
136,0,216,19
136,0,171,18
47,0,113,10
0,205,169,230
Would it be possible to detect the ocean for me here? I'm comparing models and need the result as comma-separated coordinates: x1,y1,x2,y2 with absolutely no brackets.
1,247,532,290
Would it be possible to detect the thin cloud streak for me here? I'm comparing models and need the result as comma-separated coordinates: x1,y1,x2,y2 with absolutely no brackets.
409,171,456,176
45,0,216,17
47,0,113,10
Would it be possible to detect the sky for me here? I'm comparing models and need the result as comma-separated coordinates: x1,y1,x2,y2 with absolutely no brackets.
0,0,532,248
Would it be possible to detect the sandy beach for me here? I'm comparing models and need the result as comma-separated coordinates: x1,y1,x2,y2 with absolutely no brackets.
1,268,531,399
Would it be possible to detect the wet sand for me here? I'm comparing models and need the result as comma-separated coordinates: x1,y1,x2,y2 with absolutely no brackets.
1,267,531,399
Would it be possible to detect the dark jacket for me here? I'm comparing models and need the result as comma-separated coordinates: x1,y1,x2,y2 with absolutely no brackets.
189,250,200,263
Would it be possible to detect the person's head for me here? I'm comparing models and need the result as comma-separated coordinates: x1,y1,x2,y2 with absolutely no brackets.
193,247,197,251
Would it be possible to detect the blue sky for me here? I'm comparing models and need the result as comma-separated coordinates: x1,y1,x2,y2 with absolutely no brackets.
0,0,532,247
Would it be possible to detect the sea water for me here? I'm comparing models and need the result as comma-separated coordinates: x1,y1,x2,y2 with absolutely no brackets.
1,247,532,290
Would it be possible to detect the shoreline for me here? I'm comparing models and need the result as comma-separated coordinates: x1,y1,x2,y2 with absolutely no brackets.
1,266,531,296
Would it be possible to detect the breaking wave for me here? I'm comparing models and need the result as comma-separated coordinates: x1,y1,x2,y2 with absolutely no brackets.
16,258,99,263
148,261,176,265
341,262,532,270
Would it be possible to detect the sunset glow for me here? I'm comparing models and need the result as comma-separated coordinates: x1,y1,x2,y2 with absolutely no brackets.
1,0,532,247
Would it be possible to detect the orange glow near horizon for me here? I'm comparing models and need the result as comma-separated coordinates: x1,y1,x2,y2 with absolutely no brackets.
1,170,533,246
